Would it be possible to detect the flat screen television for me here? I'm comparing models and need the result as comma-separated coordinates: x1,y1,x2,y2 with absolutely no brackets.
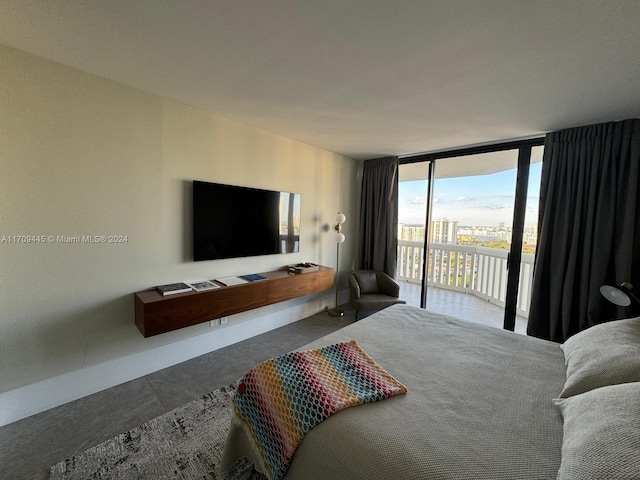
193,180,300,261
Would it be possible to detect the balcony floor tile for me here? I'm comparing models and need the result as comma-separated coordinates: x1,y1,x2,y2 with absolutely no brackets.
398,281,527,335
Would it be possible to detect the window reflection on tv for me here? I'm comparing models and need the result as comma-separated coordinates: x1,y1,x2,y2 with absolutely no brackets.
193,180,300,261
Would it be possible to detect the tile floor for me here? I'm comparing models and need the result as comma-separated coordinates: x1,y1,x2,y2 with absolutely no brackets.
0,310,355,480
399,281,528,334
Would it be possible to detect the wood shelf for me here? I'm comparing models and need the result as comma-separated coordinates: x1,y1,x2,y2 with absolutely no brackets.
134,266,334,337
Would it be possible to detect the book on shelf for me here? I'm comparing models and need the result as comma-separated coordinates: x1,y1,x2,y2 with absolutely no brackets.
240,273,268,282
156,282,193,296
187,280,220,292
215,276,248,287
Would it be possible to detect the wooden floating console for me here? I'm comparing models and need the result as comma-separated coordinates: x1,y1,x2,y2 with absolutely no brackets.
134,266,334,337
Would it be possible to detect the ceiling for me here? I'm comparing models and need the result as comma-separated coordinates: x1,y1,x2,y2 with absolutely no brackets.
2,0,640,160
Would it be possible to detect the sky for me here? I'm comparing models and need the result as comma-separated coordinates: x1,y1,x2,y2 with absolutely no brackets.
399,163,542,227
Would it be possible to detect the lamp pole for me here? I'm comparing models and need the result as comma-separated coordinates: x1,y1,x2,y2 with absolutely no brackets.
328,212,346,317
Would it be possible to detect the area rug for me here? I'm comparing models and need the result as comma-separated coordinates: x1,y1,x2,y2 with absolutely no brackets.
49,381,264,480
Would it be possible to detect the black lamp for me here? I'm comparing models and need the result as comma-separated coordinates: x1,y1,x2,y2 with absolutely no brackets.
600,282,640,307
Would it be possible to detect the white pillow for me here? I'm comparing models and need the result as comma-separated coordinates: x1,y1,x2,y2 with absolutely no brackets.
560,316,640,397
554,382,640,479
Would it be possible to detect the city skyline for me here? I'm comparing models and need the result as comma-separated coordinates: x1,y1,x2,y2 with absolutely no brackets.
398,221,539,247
399,163,542,227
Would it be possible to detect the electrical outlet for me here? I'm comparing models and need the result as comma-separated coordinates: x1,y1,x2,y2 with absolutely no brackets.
220,316,228,325
209,318,221,327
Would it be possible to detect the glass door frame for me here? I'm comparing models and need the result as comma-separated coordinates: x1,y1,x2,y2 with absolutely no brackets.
400,137,545,331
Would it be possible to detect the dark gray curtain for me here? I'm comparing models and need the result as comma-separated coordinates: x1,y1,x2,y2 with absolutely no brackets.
527,119,640,342
358,156,399,276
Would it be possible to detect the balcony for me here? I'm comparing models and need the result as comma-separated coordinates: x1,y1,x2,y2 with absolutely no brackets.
396,240,532,334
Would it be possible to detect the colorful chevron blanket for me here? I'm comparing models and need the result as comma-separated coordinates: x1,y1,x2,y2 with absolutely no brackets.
230,340,407,480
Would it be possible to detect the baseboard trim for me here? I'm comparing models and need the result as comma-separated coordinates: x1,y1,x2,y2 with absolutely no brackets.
0,292,341,427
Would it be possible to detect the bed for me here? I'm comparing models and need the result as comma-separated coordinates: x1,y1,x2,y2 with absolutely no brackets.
221,304,640,480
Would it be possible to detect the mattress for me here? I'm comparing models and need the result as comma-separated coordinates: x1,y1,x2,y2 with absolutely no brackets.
223,304,567,479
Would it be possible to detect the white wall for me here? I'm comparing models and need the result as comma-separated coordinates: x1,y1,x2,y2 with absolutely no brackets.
0,44,360,425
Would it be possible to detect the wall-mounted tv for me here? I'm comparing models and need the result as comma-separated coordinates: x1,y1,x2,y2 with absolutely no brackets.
193,180,300,261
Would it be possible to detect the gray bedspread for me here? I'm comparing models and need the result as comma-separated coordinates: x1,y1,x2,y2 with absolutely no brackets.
223,304,566,479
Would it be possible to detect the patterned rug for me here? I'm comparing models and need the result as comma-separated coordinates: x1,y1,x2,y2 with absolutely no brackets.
49,381,264,480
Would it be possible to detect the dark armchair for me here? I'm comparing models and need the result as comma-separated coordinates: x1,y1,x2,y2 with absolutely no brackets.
348,270,406,320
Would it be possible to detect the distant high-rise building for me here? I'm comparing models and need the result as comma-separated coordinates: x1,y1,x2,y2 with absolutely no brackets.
398,224,426,242
430,218,458,244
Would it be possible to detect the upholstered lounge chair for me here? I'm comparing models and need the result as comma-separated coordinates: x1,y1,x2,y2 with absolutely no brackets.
349,270,406,320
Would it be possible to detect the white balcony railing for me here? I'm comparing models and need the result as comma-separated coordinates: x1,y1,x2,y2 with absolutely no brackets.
397,240,535,318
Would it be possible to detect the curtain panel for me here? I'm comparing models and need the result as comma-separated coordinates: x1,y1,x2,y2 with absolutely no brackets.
527,119,640,342
358,156,399,277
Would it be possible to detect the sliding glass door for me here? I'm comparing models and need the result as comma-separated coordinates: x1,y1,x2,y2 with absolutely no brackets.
397,141,543,332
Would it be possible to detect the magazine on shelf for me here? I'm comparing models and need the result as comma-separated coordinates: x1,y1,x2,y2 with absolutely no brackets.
156,282,193,296
215,276,248,287
187,280,220,292
240,273,268,282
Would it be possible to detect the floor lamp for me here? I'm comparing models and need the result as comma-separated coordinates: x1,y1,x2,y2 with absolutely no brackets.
328,212,346,317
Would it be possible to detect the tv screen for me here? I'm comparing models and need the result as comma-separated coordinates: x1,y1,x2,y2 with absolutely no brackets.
193,181,300,261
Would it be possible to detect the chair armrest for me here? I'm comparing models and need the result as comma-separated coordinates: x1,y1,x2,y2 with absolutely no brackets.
376,272,400,297
348,273,361,299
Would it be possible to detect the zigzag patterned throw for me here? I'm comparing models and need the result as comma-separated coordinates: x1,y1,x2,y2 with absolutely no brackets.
231,339,407,480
